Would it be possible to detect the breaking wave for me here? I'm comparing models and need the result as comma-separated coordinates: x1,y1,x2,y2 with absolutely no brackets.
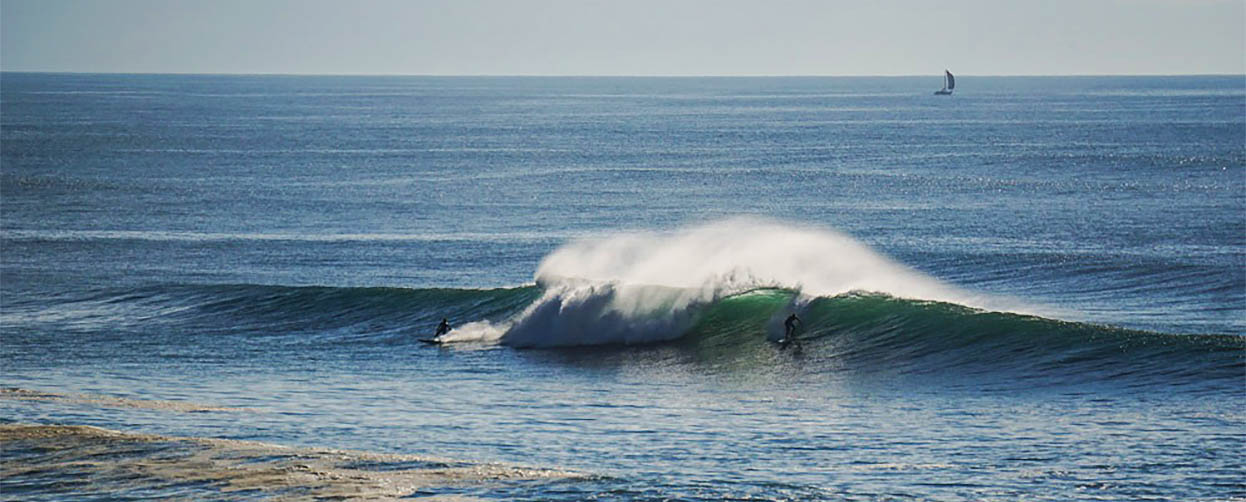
443,218,1029,347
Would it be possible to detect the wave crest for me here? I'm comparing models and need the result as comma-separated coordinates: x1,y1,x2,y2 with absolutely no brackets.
445,218,1017,348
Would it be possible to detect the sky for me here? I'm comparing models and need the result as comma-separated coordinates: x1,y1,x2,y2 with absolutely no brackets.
2,0,1243,76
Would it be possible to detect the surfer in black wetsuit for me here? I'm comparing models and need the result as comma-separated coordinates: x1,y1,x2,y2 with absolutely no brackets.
434,318,451,338
783,313,802,345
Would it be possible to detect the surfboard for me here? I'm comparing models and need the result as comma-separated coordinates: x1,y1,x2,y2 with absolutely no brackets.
418,338,442,345
776,338,803,354
777,330,803,349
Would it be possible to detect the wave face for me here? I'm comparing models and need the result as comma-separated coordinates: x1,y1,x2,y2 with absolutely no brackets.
688,290,1243,387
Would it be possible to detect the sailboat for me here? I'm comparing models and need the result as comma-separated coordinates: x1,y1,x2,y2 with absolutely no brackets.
934,70,955,95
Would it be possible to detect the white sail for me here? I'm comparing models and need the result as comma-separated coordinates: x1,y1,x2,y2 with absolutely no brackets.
934,69,954,95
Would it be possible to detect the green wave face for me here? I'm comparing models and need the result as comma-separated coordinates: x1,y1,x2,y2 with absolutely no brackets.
686,288,798,340
670,288,1240,386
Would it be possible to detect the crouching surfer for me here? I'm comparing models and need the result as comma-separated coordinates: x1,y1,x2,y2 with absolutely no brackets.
781,313,803,348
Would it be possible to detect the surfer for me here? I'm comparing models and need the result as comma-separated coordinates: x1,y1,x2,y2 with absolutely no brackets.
434,318,451,338
782,313,802,345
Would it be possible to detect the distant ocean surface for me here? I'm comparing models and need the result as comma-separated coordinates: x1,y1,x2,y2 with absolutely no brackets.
1,73,1243,501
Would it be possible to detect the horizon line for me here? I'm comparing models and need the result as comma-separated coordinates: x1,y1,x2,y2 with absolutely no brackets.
2,70,1243,79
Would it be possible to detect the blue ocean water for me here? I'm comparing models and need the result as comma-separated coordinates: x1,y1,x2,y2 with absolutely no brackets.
1,73,1243,501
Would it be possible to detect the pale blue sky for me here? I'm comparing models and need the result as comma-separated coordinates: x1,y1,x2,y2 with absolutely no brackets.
2,0,1243,75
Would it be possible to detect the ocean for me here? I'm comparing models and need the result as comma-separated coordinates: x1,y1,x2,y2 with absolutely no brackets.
1,73,1242,501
